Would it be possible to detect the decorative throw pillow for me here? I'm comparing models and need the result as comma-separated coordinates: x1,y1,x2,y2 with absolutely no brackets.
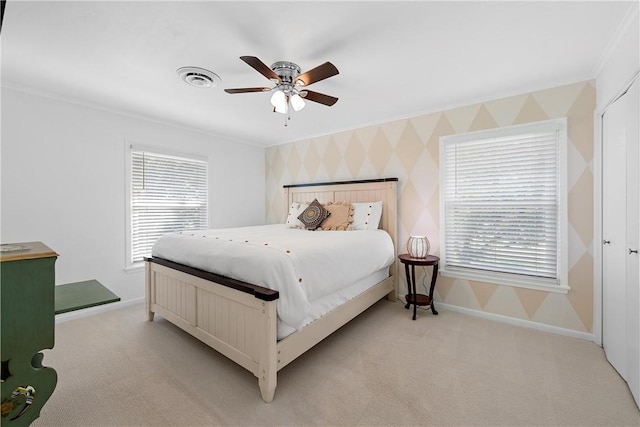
320,201,354,231
285,202,308,229
350,201,383,230
297,199,330,230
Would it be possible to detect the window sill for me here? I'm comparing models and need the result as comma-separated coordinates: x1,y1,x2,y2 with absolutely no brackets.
440,267,570,294
124,264,144,274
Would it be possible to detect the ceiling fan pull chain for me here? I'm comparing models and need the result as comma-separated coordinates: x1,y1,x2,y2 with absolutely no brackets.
284,101,288,127
286,95,291,126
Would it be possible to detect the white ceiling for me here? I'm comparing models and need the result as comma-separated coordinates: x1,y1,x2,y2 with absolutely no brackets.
1,1,634,147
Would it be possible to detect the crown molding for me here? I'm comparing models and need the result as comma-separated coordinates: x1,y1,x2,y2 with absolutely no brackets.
1,81,265,149
592,1,639,78
275,76,595,148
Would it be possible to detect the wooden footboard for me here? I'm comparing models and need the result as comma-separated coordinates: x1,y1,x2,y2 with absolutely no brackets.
146,260,279,401
146,259,394,402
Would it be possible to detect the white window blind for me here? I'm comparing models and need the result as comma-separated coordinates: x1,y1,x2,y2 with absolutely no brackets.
130,147,208,265
440,119,567,290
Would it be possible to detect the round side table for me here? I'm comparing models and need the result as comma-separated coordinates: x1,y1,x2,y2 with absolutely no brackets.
398,254,440,320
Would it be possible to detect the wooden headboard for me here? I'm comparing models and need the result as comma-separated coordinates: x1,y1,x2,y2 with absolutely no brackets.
283,178,399,290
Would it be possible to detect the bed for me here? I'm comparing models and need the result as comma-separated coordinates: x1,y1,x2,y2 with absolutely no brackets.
145,178,398,402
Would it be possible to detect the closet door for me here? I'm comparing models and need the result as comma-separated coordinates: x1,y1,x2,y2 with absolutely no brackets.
624,78,639,405
602,76,640,408
602,90,628,380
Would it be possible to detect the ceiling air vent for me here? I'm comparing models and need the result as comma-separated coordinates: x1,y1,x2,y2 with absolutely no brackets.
176,66,221,88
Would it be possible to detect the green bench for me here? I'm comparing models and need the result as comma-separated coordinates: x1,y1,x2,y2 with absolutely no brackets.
54,280,120,315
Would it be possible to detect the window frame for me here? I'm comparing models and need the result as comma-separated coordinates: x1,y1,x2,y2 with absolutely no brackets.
439,118,569,294
125,143,209,272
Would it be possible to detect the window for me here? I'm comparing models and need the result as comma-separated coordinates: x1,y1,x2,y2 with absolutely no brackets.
439,118,568,292
126,144,208,269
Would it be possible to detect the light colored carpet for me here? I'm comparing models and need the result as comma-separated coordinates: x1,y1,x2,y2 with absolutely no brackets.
33,300,639,427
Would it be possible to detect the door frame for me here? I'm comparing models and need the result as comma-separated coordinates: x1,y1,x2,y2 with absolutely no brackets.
594,68,640,346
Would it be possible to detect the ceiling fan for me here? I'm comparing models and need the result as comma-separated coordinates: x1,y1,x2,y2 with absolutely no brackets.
225,56,339,126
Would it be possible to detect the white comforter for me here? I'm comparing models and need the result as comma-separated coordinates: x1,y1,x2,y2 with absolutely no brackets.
151,224,394,329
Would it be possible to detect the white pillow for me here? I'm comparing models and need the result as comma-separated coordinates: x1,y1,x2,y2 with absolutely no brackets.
285,202,308,229
350,201,383,230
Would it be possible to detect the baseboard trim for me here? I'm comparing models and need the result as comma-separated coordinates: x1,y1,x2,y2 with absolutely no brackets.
436,302,596,343
55,297,144,324
57,297,596,343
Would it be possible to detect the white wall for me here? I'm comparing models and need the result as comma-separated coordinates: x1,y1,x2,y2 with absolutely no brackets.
1,87,265,301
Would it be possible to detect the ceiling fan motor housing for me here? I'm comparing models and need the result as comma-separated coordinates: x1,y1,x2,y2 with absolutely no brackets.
270,61,301,86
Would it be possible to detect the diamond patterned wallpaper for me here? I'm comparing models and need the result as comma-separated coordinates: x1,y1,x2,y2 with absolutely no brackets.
265,80,596,334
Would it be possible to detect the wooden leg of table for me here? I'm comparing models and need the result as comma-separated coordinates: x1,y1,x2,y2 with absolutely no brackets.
412,265,417,320
429,263,439,315
404,263,411,310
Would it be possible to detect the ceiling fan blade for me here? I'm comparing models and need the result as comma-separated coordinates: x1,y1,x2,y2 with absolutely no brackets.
224,87,272,94
295,62,339,86
240,56,281,83
300,90,338,106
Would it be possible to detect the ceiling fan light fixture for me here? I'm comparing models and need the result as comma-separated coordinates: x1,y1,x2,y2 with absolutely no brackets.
290,93,305,111
274,100,287,114
270,89,285,108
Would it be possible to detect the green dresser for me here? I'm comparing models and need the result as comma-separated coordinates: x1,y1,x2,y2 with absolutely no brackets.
1,242,58,426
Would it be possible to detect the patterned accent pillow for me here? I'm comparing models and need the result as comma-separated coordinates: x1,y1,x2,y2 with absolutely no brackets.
297,199,330,230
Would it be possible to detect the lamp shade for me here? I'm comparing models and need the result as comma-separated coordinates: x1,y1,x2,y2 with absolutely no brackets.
407,236,430,258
